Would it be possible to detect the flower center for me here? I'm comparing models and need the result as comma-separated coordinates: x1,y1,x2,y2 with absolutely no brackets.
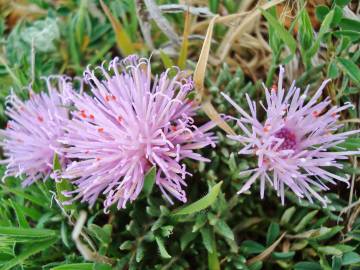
274,127,297,150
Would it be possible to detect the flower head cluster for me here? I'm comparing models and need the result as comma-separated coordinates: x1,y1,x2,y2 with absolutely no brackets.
60,56,216,210
0,78,71,186
223,66,360,206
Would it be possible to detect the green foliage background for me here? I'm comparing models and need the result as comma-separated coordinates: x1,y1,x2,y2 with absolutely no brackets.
0,0,359,269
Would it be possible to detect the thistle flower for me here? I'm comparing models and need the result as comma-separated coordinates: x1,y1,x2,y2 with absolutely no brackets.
0,78,71,186
223,66,359,206
61,56,216,210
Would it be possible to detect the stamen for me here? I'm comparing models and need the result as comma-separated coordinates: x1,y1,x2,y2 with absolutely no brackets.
274,127,297,151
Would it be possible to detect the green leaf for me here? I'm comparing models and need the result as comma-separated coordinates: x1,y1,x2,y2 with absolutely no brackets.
266,222,280,246
155,236,171,259
299,9,313,50
241,240,265,255
172,181,222,216
315,5,330,22
337,57,360,86
339,18,360,32
342,252,360,266
332,256,342,270
280,206,296,225
317,246,343,256
0,238,57,270
136,244,144,263
53,153,74,211
119,240,133,250
88,224,112,246
327,60,339,79
294,262,322,270
310,226,343,241
180,230,197,250
93,263,112,270
214,219,234,240
334,0,351,7
207,229,220,270
308,9,334,57
272,251,295,260
159,50,175,69
201,227,213,253
337,138,360,150
142,166,156,196
0,227,57,241
9,200,29,228
261,9,297,54
51,263,94,270
331,6,343,27
294,210,318,233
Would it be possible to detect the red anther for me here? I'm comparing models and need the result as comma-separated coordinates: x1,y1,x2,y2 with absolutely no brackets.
312,111,319,117
111,95,116,101
171,125,177,131
98,127,104,133
37,116,44,122
117,116,123,122
89,114,95,120
271,84,277,92
263,124,271,133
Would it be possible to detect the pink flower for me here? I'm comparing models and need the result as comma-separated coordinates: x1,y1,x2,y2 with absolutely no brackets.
0,77,71,186
61,56,216,211
223,66,360,206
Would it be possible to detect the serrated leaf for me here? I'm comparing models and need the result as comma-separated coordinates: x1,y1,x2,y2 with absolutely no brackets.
172,181,222,216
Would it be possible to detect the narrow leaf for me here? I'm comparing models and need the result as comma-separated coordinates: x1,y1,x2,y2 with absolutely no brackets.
261,9,297,54
143,166,156,196
337,57,360,86
155,236,171,259
100,0,135,55
177,9,191,69
172,181,222,216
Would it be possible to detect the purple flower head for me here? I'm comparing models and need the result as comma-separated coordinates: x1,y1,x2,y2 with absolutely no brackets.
223,66,360,206
61,55,216,211
0,77,71,186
